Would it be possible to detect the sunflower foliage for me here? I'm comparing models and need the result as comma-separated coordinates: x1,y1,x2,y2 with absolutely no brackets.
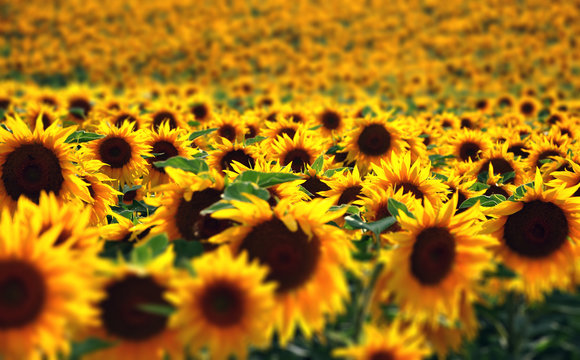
3,0,580,359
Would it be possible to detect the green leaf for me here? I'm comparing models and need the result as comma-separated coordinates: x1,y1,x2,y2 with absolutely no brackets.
509,182,534,201
311,155,324,173
244,135,267,146
325,144,343,155
324,167,349,177
428,154,454,167
122,184,142,194
154,157,209,174
69,337,118,360
484,263,517,279
500,171,516,183
130,233,169,264
223,181,270,202
188,120,201,127
65,130,105,143
188,127,217,141
308,124,323,130
459,194,506,209
432,172,448,181
68,107,86,119
469,182,490,191
200,201,235,215
477,170,489,183
173,239,204,260
137,303,176,316
387,198,415,219
344,214,396,238
235,170,302,187
329,204,360,215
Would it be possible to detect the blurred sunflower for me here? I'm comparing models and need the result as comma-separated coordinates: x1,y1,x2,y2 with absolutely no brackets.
86,250,182,360
77,160,122,225
0,207,98,359
483,170,580,300
142,168,228,248
369,152,448,205
343,115,409,171
472,144,525,185
333,321,431,360
143,122,196,187
211,196,352,344
0,116,91,210
271,131,324,173
376,194,494,325
320,166,365,206
170,247,276,360
144,106,186,131
82,121,151,186
441,129,492,162
207,138,258,173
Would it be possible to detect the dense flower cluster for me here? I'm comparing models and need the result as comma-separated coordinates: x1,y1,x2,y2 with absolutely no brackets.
1,1,580,359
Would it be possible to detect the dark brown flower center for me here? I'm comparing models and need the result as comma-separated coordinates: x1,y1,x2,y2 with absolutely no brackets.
320,110,341,130
503,200,568,258
218,124,237,141
374,203,401,233
0,260,46,329
507,144,528,159
410,227,456,285
369,351,395,360
175,188,232,241
394,182,424,201
301,176,331,199
98,137,133,169
200,281,245,327
68,97,92,120
114,113,138,129
152,111,177,130
458,141,481,161
239,217,321,294
337,185,362,205
149,140,179,174
99,275,170,341
520,102,535,116
278,127,296,140
460,118,475,129
288,113,304,123
219,149,255,172
191,104,209,121
283,149,312,173
2,143,64,203
357,124,391,156
484,185,510,198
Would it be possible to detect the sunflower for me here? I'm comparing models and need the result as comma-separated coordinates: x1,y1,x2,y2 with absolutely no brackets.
106,107,143,130
170,247,276,360
270,130,324,173
24,103,61,130
523,135,568,174
471,143,525,185
314,105,350,138
77,160,122,225
208,113,246,145
0,115,91,210
441,172,485,213
142,168,228,248
144,106,186,131
434,112,461,130
67,93,93,124
142,122,196,187
343,115,409,171
547,159,580,197
206,138,258,174
517,96,542,118
357,185,420,241
82,121,152,187
188,93,214,123
320,166,365,206
333,322,431,360
375,194,494,325
16,191,101,253
210,196,352,344
0,206,98,359
440,129,492,163
260,117,303,153
481,165,517,199
482,170,580,300
368,152,448,205
228,158,309,205
85,250,182,360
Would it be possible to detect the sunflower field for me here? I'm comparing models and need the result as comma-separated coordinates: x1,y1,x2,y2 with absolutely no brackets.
2,0,580,359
